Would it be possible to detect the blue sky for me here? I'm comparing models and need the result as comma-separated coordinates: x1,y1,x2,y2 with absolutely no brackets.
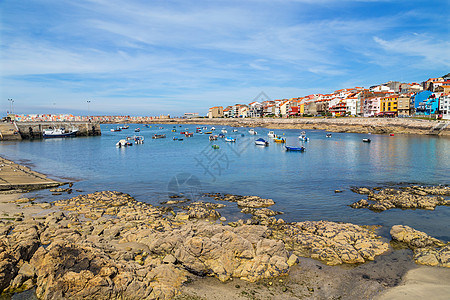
1,0,449,116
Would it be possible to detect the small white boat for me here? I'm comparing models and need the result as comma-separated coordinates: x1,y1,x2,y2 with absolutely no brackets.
221,128,227,134
268,131,275,138
255,138,269,146
363,138,371,143
209,135,218,141
127,135,144,144
111,127,122,132
298,131,309,142
211,127,216,131
232,129,238,132
326,133,332,138
43,127,78,138
116,139,132,147
225,137,236,142
249,129,257,135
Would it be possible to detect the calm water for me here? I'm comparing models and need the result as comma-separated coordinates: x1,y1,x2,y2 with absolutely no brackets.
1,124,449,240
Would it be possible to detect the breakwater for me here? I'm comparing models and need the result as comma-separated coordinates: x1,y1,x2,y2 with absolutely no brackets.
0,121,101,140
138,118,450,136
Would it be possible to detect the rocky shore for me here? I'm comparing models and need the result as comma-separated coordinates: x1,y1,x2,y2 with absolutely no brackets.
1,188,449,299
350,185,450,211
135,117,450,136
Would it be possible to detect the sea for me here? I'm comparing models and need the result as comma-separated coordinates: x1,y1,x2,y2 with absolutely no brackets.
1,124,449,241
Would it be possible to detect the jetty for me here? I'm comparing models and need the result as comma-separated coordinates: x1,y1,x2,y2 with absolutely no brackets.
0,121,101,140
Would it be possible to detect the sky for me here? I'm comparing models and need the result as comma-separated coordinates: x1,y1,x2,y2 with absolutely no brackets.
0,0,449,116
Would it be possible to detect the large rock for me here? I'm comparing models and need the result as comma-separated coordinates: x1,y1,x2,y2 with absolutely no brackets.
390,225,449,268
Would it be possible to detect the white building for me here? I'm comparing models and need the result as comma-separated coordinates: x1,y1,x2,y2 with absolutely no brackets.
439,94,450,120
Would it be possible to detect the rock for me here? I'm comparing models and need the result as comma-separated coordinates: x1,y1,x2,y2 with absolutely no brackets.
390,225,449,268
163,254,176,264
39,202,52,209
287,254,299,266
237,196,275,208
18,262,35,279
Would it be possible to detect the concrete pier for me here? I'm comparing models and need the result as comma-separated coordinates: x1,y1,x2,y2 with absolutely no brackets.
0,121,101,140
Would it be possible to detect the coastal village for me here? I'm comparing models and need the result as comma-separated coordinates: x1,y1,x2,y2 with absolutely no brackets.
7,75,450,123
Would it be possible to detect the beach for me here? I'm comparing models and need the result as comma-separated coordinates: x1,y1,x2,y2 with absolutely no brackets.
1,156,449,299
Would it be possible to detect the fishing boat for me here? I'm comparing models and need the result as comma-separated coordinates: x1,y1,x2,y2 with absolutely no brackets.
255,138,269,146
152,134,166,139
122,125,129,129
225,137,236,142
110,127,122,132
126,135,144,144
43,127,78,138
298,131,309,141
116,139,132,147
209,135,218,141
248,129,257,135
326,133,332,138
212,144,219,149
221,128,227,134
363,138,371,143
268,131,275,138
285,146,305,152
273,137,286,143
134,128,140,132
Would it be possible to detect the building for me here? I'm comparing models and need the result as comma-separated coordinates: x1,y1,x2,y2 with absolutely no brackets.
415,94,439,116
363,97,381,117
439,94,450,120
223,106,232,118
207,106,223,118
379,94,398,116
435,85,450,94
397,95,411,116
183,113,199,119
248,102,263,118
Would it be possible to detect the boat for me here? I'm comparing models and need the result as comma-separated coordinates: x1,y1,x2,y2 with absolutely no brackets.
221,128,227,134
255,138,269,146
232,129,238,132
326,133,332,138
173,136,179,141
43,127,78,138
249,129,257,135
110,127,122,132
212,144,219,149
390,133,395,136
152,134,166,139
203,127,208,130
184,132,193,137
268,131,275,138
209,135,218,141
218,133,225,138
298,131,309,141
172,129,176,132
158,127,164,129
144,124,149,128
204,131,212,134
363,138,371,143
211,127,216,131
285,146,305,152
122,125,129,129
273,137,286,143
129,135,144,144
116,139,132,147
134,128,140,132
225,137,236,142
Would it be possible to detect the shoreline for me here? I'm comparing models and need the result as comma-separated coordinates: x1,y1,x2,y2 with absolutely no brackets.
0,157,449,299
120,117,450,136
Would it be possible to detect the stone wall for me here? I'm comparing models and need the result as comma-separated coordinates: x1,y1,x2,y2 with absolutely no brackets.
15,122,101,139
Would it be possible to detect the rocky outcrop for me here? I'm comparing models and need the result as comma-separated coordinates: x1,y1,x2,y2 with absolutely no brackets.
272,221,390,266
350,186,450,211
208,193,275,208
390,225,450,268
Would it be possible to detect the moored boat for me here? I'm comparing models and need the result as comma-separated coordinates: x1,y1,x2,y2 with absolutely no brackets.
152,134,166,139
134,128,140,132
268,131,275,138
116,139,132,147
43,127,78,138
285,146,305,152
249,129,257,135
255,138,269,146
122,125,129,129
212,144,219,149
363,138,371,143
298,131,309,141
273,137,286,143
110,127,122,132
225,137,236,142
326,133,332,138
209,135,218,141
211,127,216,131
185,132,193,137
221,128,227,134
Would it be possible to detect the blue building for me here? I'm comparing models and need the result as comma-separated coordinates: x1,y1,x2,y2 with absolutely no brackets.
413,91,439,115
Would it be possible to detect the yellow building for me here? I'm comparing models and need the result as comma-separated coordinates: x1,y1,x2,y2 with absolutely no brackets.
299,103,305,114
380,94,398,116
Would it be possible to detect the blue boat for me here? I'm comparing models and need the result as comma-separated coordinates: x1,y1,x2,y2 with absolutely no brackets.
255,138,269,146
285,146,305,152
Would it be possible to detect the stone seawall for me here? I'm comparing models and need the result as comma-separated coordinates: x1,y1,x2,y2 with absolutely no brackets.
15,122,101,139
139,118,450,136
